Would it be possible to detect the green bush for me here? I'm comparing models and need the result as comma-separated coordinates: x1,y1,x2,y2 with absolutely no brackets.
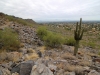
37,26,64,48
37,26,48,40
64,37,76,46
0,28,20,51
43,32,63,48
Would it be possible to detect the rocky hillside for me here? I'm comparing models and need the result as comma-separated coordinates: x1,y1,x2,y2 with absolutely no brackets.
0,13,100,75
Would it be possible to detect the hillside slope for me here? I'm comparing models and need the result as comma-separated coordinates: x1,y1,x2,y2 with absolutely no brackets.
0,12,100,75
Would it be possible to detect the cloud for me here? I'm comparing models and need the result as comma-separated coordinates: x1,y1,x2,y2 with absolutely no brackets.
0,0,100,21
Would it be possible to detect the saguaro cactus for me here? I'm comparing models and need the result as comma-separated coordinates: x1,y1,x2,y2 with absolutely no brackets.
74,18,84,56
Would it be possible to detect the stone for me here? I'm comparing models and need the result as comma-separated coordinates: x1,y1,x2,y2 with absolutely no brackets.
88,70,100,75
57,69,65,75
12,72,19,75
48,64,57,74
1,63,12,71
11,60,34,75
37,50,42,57
11,64,20,73
0,68,11,75
30,64,54,75
83,66,90,72
69,72,75,75
0,70,3,75
35,58,49,66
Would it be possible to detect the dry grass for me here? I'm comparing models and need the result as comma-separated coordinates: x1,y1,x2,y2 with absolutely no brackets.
64,64,84,74
78,60,91,66
0,51,7,61
64,64,76,72
0,51,22,62
27,48,36,53
87,52,98,57
7,52,22,62
19,43,24,47
24,53,39,60
57,62,66,69
74,66,84,75
37,46,46,53
61,52,76,60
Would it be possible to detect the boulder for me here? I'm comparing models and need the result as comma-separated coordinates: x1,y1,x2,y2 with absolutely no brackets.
35,58,49,66
11,60,34,75
48,64,57,74
30,64,54,75
88,70,100,75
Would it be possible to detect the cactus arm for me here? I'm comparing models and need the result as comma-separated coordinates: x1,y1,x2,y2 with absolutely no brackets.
79,18,82,30
79,29,84,40
76,22,78,32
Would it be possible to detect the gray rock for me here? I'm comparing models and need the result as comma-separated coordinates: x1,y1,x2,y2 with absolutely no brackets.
0,70,3,75
11,64,20,73
11,60,34,75
83,66,90,72
88,70,100,75
12,72,19,75
35,58,48,66
48,64,57,74
0,68,11,75
30,64,54,75
57,69,65,75
69,72,75,75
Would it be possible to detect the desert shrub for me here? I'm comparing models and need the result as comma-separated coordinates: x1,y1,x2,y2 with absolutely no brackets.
37,26,64,48
0,28,20,51
43,32,64,48
37,26,48,40
64,37,76,46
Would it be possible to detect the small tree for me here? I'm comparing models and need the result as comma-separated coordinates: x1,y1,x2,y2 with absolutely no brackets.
74,18,84,56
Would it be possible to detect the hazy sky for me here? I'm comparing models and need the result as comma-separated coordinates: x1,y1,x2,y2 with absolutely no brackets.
0,0,100,22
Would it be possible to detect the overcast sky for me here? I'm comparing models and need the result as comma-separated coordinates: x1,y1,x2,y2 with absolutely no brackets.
0,0,100,22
